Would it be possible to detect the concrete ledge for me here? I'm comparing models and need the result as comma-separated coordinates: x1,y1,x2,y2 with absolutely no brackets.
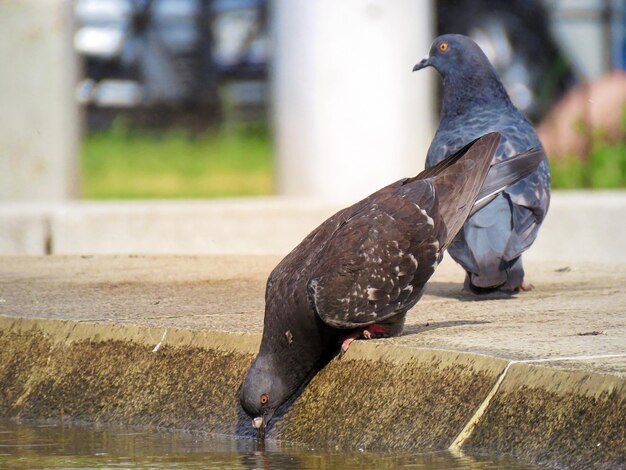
0,316,623,469
0,317,254,434
465,362,626,469
0,255,624,468
0,204,51,255
525,191,626,264
275,344,509,451
1,191,625,261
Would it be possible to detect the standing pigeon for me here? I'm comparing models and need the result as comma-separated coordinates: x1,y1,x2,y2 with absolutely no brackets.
239,133,545,438
413,34,551,293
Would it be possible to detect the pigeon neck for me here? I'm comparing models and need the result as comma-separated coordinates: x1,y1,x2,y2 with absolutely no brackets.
440,70,512,120
259,305,337,394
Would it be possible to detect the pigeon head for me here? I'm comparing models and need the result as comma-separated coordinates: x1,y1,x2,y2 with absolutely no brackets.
412,34,496,80
240,353,288,439
413,34,510,117
240,292,335,440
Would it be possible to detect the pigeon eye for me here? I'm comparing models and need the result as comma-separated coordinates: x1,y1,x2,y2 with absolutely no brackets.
438,42,449,52
260,393,269,405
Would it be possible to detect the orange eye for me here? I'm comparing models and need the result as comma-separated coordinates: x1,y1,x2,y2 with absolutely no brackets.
260,393,269,405
438,42,449,52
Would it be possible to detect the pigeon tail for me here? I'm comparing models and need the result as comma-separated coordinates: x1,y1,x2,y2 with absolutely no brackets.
451,194,527,293
430,132,501,249
464,256,525,294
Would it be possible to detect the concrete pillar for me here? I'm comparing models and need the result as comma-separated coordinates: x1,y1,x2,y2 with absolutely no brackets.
0,0,80,201
272,0,435,202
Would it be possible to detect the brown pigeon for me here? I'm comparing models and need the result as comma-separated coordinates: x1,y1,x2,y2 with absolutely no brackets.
240,133,544,438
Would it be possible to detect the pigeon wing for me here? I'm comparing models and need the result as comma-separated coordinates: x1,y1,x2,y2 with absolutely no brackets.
306,190,442,329
503,159,551,260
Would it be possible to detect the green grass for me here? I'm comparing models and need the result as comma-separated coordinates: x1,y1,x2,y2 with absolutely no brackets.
550,139,626,189
550,109,626,189
81,124,273,199
82,121,625,199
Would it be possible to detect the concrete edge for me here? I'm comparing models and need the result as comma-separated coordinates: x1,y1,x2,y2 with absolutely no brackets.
460,361,626,468
504,361,625,398
0,316,262,355
1,192,625,261
0,315,515,372
1,315,624,468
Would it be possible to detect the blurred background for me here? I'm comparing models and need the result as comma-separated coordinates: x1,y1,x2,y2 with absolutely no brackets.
0,0,625,257
0,0,626,258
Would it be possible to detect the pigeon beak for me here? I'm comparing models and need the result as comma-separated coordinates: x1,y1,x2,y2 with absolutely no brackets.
252,410,274,440
412,55,431,72
252,416,266,440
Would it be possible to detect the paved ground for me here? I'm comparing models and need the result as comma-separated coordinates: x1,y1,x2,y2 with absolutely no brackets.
1,255,624,370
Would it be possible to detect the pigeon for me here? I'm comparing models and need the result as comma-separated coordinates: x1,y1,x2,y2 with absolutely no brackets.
413,34,551,293
239,133,545,438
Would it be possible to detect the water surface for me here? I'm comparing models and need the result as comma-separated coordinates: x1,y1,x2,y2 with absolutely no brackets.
0,420,542,469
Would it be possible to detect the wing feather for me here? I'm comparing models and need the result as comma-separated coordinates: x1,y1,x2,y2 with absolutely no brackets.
307,191,443,329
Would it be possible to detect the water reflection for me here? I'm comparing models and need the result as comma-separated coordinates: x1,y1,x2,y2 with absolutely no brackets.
0,419,540,469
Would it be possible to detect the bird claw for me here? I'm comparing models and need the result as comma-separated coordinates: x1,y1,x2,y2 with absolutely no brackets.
340,337,356,355
339,324,388,355
519,281,534,292
362,324,388,338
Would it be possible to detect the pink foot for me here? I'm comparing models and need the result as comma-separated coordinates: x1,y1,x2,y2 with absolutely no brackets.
341,335,357,354
362,324,387,339
340,324,388,354
519,281,534,292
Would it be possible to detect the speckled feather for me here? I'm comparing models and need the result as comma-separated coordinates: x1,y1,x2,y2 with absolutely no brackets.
307,190,442,328
269,136,505,334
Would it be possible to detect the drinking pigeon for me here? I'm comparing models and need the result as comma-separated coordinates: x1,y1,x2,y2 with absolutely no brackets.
413,34,551,293
239,133,545,438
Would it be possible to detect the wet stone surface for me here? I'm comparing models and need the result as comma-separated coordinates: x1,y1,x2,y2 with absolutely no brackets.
0,329,252,434
464,363,626,469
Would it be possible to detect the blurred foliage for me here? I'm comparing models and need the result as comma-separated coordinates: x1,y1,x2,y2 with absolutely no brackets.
83,118,626,198
550,111,626,189
550,141,626,189
81,123,273,199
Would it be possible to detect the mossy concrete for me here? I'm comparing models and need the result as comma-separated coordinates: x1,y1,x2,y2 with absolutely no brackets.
0,255,625,469
275,347,507,451
0,324,253,433
465,363,626,469
0,318,507,445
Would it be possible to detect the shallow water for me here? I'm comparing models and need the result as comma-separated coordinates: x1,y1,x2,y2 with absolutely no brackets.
0,420,542,470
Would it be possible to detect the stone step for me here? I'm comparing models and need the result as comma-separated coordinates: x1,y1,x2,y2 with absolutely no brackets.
0,255,624,468
1,191,625,263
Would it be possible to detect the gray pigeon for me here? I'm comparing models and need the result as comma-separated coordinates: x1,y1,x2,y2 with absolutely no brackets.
239,133,545,438
413,34,551,293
